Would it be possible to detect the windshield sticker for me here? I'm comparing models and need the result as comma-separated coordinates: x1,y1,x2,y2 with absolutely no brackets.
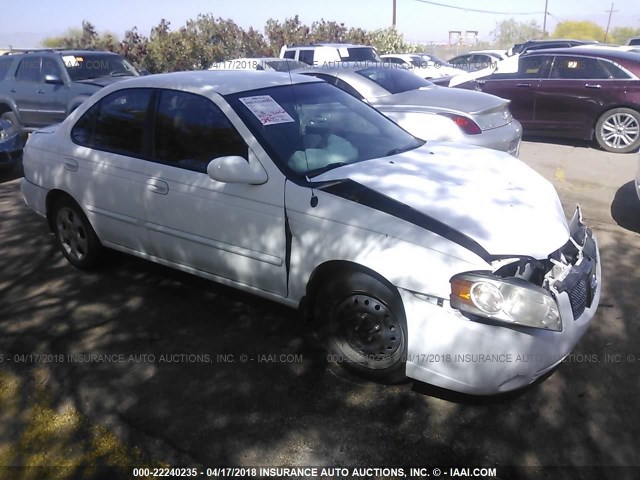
62,55,80,67
239,95,294,126
338,47,350,58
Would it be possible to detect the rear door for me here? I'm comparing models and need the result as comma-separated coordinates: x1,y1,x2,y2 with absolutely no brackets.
143,89,288,295
11,56,43,127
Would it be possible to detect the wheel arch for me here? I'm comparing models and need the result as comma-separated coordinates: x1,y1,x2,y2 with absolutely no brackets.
304,260,405,321
45,189,81,232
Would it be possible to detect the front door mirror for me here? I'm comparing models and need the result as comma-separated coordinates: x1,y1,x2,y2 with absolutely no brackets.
44,74,64,85
207,156,268,185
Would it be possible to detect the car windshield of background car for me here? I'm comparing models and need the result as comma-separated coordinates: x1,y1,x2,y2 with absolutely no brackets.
63,54,138,81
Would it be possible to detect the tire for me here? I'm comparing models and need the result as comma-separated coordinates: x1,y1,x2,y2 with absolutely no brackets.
313,269,408,384
1,111,27,145
52,197,103,270
595,108,640,153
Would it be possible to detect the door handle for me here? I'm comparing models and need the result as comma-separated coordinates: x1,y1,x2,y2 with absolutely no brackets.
147,178,169,195
585,83,601,89
63,158,78,172
516,83,531,87
10,89,17,93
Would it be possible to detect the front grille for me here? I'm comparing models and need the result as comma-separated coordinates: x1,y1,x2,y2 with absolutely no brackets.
568,274,588,319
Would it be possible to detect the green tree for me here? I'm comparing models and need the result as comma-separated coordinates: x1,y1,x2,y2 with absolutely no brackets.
264,16,311,55
490,18,543,48
552,21,605,41
609,26,640,45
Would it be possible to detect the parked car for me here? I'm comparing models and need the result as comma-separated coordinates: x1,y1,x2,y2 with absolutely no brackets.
447,47,640,153
448,52,503,71
279,43,380,66
507,39,598,56
636,150,640,202
21,70,600,395
626,37,640,46
380,53,460,78
296,62,521,155
0,49,139,142
210,57,308,72
0,117,22,169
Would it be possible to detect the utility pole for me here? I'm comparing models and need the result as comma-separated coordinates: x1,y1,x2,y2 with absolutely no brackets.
604,3,618,43
392,0,397,28
542,0,549,38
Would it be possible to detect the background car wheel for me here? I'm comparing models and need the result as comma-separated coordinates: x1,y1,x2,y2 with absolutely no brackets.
595,108,640,153
52,197,103,270
1,111,27,145
313,269,407,384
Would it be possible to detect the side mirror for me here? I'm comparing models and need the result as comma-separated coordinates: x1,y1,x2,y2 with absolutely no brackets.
139,69,151,76
44,74,64,85
207,156,268,185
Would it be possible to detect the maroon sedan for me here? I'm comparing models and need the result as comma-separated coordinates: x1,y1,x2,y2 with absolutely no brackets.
449,47,640,153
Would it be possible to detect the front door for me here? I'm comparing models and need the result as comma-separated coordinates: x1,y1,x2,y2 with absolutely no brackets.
143,89,288,296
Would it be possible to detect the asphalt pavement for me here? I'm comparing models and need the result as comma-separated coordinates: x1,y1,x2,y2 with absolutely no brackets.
1,139,640,478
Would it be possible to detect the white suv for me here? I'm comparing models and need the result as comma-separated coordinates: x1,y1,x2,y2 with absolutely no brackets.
280,43,380,66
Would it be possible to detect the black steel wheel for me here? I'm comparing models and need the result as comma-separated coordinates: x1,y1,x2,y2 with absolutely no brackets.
52,197,103,270
314,269,407,383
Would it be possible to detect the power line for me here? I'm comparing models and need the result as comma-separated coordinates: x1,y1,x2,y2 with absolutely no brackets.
413,0,544,15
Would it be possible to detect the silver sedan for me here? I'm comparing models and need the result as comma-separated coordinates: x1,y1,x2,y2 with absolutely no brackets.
295,62,522,156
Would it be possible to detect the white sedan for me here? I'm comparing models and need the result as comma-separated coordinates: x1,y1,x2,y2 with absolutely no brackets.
21,71,601,394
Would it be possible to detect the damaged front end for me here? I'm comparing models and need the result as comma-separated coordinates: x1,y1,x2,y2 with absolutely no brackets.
451,206,600,331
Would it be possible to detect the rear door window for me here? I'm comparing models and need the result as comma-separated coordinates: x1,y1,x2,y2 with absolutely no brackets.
0,57,14,79
15,56,42,82
71,88,153,157
550,56,610,79
298,50,315,66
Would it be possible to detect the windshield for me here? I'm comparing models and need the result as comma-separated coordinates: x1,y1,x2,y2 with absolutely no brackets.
356,67,434,94
225,82,423,178
62,53,138,81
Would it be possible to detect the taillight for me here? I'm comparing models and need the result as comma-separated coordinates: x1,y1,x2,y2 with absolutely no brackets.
440,113,482,135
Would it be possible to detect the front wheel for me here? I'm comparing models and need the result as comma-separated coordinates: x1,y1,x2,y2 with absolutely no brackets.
314,270,408,384
595,108,640,153
52,197,103,270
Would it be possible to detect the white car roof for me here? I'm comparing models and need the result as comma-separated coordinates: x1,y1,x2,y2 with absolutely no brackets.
381,54,420,60
100,70,321,96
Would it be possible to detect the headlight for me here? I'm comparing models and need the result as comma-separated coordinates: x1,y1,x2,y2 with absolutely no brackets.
450,272,561,331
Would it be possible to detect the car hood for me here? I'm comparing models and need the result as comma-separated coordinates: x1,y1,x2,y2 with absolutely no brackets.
312,143,569,260
369,86,508,115
74,76,136,88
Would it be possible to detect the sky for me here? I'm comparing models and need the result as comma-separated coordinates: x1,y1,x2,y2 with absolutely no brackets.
1,0,639,48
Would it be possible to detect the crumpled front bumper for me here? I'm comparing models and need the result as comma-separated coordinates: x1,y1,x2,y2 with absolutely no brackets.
400,206,601,395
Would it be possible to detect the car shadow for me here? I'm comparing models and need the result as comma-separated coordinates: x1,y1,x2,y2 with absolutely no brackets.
611,181,640,234
522,134,597,150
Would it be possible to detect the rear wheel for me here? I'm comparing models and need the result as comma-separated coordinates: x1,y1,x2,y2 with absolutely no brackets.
595,108,640,153
313,269,407,383
52,197,103,270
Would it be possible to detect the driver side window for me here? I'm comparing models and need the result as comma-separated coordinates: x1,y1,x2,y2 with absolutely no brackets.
153,90,248,173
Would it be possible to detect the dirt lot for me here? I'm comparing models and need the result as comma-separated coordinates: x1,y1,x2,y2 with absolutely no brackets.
1,138,640,479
